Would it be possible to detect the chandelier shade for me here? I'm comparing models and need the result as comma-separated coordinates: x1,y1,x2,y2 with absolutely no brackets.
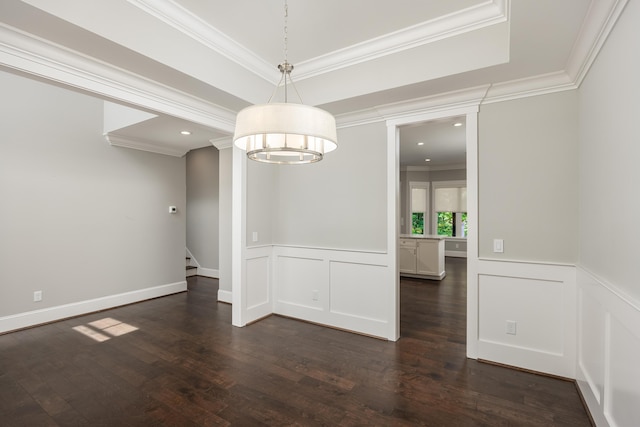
231,0,337,165
233,103,337,164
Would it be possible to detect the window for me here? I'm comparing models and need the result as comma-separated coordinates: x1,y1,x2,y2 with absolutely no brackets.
409,182,429,235
437,211,467,237
432,181,467,238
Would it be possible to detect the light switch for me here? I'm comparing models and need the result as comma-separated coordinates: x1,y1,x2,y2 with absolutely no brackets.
252,231,258,242
493,239,504,253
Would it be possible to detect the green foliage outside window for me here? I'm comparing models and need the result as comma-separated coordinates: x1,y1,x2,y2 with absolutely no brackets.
412,212,424,235
461,212,468,236
437,212,453,236
438,212,468,237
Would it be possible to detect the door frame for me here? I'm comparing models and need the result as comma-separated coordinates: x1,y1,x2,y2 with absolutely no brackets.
387,105,479,358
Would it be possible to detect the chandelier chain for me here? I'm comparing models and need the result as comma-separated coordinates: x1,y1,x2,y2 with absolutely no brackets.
284,0,288,64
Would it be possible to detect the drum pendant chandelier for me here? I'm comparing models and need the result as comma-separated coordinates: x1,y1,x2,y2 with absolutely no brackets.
233,0,338,164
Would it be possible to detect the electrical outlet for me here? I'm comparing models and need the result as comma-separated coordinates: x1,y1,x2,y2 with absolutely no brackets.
506,320,517,335
33,291,42,302
312,290,319,301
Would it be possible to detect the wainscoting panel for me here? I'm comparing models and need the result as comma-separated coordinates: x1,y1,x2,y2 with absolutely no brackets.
244,247,273,322
329,262,388,322
576,267,640,427
273,246,391,339
276,255,325,312
476,260,576,378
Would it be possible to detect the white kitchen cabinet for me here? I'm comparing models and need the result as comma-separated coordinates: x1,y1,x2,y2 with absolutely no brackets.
399,238,417,274
398,235,446,280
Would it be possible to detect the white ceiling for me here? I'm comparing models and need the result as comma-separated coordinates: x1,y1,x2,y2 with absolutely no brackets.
0,0,606,164
400,118,467,169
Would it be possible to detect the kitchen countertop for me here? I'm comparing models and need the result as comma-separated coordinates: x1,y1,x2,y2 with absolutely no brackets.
399,234,446,240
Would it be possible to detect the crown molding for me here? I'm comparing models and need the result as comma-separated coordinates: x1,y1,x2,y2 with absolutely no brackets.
377,85,488,121
294,0,509,81
482,71,577,105
211,137,233,150
127,0,276,84
127,0,508,84
105,133,187,157
336,84,489,128
0,24,236,133
565,0,629,86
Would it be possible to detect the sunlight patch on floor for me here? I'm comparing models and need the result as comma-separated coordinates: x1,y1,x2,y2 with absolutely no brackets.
73,317,139,342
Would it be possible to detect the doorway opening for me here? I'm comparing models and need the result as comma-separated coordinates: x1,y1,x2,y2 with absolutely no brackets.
388,108,479,358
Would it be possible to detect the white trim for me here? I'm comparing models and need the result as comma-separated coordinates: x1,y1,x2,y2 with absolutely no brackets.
105,133,187,157
127,0,275,84
0,281,187,334
388,123,400,341
566,0,630,86
211,137,233,150
272,245,393,339
337,85,490,128
263,243,386,255
465,110,480,359
477,259,577,377
217,289,232,304
231,145,246,327
387,104,480,348
576,265,640,427
294,0,509,81
197,268,219,279
0,24,236,133
128,0,508,84
483,71,577,105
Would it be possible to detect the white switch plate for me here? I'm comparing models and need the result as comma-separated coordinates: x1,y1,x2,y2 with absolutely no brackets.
252,231,258,242
33,290,42,302
493,239,504,253
506,320,517,335
312,290,319,301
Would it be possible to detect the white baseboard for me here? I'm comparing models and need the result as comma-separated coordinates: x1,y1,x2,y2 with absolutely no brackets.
197,267,219,278
0,281,187,334
218,289,232,304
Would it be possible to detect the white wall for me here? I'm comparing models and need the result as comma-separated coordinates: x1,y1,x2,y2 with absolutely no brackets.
0,70,186,332
577,1,640,425
246,160,276,247
472,91,580,378
186,146,219,274
238,121,394,338
274,122,388,251
478,91,579,263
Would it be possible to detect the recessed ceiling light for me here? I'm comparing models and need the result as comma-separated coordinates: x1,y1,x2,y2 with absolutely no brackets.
425,158,431,162
180,130,192,135
453,122,463,127
417,142,424,146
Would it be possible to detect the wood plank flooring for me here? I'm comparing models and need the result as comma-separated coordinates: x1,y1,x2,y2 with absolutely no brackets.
0,258,591,426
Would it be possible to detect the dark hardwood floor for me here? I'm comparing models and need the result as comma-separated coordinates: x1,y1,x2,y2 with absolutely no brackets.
0,258,591,426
